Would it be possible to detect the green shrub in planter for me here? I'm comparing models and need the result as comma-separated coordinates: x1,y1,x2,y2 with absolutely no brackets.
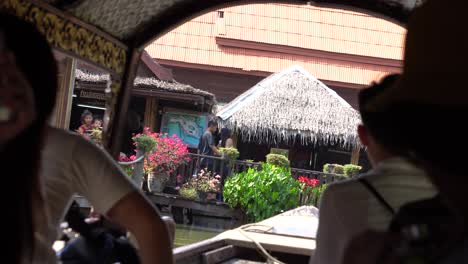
266,154,290,168
179,187,198,200
132,134,157,154
323,163,345,175
220,147,240,166
344,164,362,177
333,164,345,175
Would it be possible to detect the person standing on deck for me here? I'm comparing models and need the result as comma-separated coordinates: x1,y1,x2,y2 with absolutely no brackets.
198,120,221,171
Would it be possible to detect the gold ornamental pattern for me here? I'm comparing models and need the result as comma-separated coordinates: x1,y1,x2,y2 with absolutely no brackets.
0,0,127,76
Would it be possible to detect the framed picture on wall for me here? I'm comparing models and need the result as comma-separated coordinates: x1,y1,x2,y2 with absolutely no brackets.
160,109,209,148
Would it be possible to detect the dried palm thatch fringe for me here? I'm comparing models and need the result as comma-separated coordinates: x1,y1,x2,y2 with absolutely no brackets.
75,69,110,83
218,67,361,149
74,69,216,102
134,77,215,101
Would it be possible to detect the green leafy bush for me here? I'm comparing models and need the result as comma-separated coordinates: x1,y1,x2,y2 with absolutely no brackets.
224,163,300,222
132,134,157,154
270,148,289,157
344,164,362,177
220,147,240,166
179,187,198,200
266,154,290,168
323,163,345,175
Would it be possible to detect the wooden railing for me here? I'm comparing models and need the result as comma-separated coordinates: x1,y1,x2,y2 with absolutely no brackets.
178,153,346,187
119,151,347,192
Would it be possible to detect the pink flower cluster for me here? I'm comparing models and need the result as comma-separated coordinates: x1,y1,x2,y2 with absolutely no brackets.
298,176,320,188
118,154,136,162
185,169,222,193
134,127,191,174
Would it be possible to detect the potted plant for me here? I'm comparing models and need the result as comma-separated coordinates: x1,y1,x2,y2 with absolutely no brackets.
344,164,362,177
134,127,190,193
179,184,198,200
266,153,290,168
219,147,240,175
191,169,221,201
323,163,345,175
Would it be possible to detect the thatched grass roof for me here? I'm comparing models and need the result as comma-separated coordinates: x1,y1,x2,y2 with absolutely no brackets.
217,66,361,148
75,69,110,84
133,77,215,100
74,69,215,102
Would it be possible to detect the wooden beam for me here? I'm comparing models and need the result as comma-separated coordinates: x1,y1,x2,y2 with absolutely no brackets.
147,193,240,219
174,237,226,262
144,97,159,131
107,48,141,158
141,51,173,81
51,56,75,129
202,245,241,264
350,147,361,165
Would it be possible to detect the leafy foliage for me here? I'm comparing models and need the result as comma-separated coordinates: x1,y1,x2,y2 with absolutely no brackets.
266,154,290,168
179,187,198,200
224,163,300,222
344,164,362,177
220,147,240,166
132,133,157,154
270,148,289,157
323,163,345,175
298,176,327,206
133,127,190,175
184,169,221,193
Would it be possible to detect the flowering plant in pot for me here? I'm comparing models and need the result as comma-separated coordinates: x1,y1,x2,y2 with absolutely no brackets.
190,169,221,201
134,127,190,193
179,184,198,200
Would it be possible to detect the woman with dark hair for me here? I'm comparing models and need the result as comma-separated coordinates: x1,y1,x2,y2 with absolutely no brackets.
77,109,94,137
218,127,234,148
0,13,58,263
2,13,174,264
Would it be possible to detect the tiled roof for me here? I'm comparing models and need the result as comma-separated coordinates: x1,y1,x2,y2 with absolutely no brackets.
146,3,405,86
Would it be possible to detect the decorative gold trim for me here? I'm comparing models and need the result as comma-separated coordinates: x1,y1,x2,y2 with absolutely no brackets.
1,0,127,75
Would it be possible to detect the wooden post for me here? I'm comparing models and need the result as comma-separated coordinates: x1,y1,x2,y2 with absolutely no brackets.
50,57,76,129
144,97,159,131
350,146,360,165
231,131,238,148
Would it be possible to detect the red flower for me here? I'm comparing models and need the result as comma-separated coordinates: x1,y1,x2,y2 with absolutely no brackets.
298,176,320,188
310,178,319,187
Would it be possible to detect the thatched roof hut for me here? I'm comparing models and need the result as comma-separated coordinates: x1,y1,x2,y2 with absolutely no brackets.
75,69,217,111
217,65,361,148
